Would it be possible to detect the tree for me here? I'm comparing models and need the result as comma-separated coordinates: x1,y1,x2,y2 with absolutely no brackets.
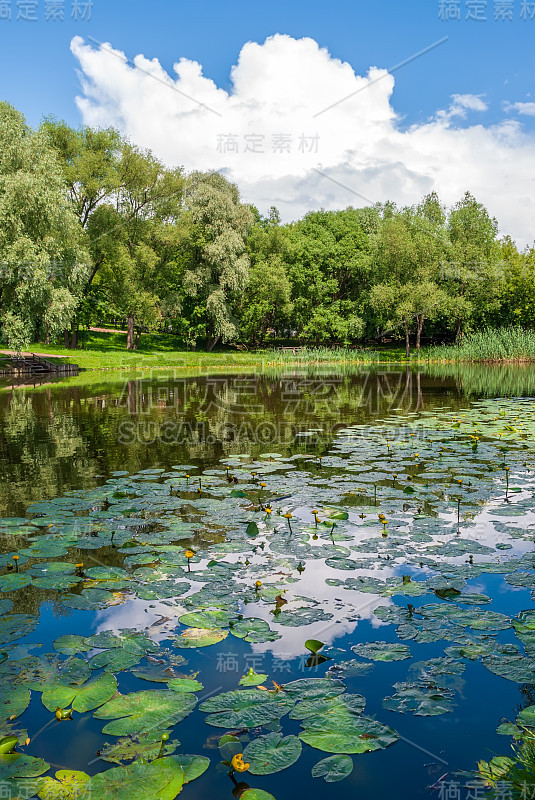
445,191,503,339
180,172,254,350
371,196,450,354
284,208,374,343
239,255,293,345
0,103,88,351
498,237,535,327
43,121,185,348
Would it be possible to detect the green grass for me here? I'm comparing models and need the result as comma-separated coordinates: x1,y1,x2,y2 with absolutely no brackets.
15,333,409,371
6,328,534,372
426,326,535,363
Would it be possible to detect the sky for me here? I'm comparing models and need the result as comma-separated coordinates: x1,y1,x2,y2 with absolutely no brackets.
1,0,534,244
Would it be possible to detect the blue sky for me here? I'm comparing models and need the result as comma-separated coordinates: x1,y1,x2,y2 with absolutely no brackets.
1,0,534,244
1,0,533,130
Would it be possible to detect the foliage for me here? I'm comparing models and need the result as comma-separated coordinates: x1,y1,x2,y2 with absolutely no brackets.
428,326,535,362
0,103,88,350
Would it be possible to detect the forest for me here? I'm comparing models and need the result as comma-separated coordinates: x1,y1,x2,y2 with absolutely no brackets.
1,100,534,355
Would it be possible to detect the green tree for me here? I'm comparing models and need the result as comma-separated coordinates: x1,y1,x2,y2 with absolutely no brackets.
0,103,88,351
445,191,503,340
498,237,535,327
43,121,184,348
371,196,450,354
284,208,374,344
180,172,254,349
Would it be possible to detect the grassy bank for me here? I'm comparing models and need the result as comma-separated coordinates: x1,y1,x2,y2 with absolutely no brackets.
7,327,535,372
427,326,535,363
10,332,407,370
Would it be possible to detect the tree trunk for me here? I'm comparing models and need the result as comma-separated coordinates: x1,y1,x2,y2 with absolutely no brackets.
133,328,142,350
416,315,425,352
71,321,78,349
455,321,462,344
45,322,50,347
404,322,410,359
64,329,70,349
127,315,135,350
207,333,220,352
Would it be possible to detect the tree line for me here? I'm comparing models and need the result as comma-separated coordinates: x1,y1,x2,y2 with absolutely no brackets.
1,101,534,354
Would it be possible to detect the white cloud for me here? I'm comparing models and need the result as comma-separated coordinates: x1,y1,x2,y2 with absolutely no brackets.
505,101,535,117
447,93,488,118
71,34,535,247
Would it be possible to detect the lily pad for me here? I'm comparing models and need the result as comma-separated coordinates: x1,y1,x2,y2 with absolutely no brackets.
174,628,228,649
42,673,117,713
94,690,197,736
311,754,354,783
98,735,180,764
200,689,294,729
352,642,411,662
88,757,185,800
243,733,302,775
37,770,91,800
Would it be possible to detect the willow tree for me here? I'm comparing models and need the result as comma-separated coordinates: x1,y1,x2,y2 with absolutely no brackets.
42,121,184,348
181,172,254,350
0,103,88,351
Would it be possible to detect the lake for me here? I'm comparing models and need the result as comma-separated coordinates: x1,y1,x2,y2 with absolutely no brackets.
0,364,534,800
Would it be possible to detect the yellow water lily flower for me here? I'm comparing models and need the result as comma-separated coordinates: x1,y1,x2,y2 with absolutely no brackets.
231,754,250,773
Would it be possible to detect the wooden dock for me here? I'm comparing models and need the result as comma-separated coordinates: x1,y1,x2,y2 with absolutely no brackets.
0,353,79,376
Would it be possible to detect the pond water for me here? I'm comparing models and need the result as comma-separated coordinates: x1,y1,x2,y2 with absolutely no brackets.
0,364,534,800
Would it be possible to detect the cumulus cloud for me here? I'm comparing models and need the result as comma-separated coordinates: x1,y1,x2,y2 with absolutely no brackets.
505,101,535,117
447,93,488,117
71,34,535,246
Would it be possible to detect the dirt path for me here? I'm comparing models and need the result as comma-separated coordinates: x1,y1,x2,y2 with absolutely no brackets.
0,350,68,359
90,327,127,334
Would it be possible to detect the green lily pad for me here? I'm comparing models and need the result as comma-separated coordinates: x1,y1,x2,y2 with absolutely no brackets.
98,735,180,764
239,670,268,687
517,705,535,727
94,690,197,736
0,574,31,592
299,694,398,755
42,673,117,713
89,650,143,673
300,714,398,755
0,753,50,780
275,608,333,627
178,609,237,629
311,754,354,783
88,757,184,800
243,733,302,775
0,686,30,719
174,628,228,648
166,679,204,693
167,754,210,783
37,770,90,800
290,693,366,721
53,635,92,656
200,689,295,729
229,618,280,644
383,681,454,716
352,642,411,662
0,615,38,645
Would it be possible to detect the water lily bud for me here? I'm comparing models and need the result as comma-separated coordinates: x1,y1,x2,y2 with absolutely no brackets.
230,754,250,773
